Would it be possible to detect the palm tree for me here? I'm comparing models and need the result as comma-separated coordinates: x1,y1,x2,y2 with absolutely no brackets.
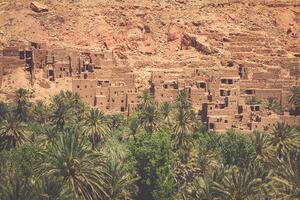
213,163,272,200
33,124,60,145
59,91,82,109
160,102,173,128
107,161,137,200
36,125,109,200
246,96,261,105
197,147,219,176
108,114,125,130
172,109,194,152
187,165,225,200
49,91,86,130
273,150,300,199
138,91,161,134
269,122,300,158
262,97,283,115
31,101,50,124
83,108,110,149
50,94,74,130
0,112,29,149
68,92,86,122
189,177,217,200
251,131,275,162
171,90,195,163
289,86,300,115
14,88,32,121
34,177,73,200
138,103,161,134
175,90,192,111
0,101,9,120
139,90,155,109
103,137,138,200
127,112,140,142
0,177,34,200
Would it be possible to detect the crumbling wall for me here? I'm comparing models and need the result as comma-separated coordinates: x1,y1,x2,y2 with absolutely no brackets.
0,65,3,88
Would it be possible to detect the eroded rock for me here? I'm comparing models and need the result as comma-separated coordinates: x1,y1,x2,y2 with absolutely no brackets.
30,1,48,13
181,33,219,55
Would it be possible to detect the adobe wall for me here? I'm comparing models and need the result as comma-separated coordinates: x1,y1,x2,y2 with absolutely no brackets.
252,72,279,80
255,89,282,102
2,39,300,132
126,92,140,112
207,115,233,133
2,47,20,57
32,49,48,69
0,65,2,88
0,54,26,68
95,95,109,111
72,79,97,106
280,115,300,126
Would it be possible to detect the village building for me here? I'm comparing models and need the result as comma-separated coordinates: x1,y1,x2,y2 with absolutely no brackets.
72,65,140,115
1,33,300,133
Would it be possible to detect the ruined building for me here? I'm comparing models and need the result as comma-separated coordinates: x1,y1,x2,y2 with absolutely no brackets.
1,31,300,133
72,64,140,115
150,30,300,132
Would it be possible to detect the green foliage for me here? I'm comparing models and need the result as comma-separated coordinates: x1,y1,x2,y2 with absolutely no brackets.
108,113,125,130
50,91,85,130
0,88,300,200
160,102,172,128
269,122,300,158
103,136,138,199
14,88,32,122
36,125,109,200
0,111,29,150
0,101,9,119
138,92,161,134
246,96,261,105
31,100,50,124
0,143,41,200
251,131,275,162
83,108,110,149
262,96,283,115
34,176,74,200
289,86,300,115
273,150,300,199
129,131,177,200
219,130,255,167
172,90,196,163
196,132,221,173
213,163,272,200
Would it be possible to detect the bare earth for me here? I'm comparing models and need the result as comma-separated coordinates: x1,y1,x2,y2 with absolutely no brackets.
0,0,300,101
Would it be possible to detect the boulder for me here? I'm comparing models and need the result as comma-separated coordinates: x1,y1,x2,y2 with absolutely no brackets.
192,20,202,27
167,24,182,42
181,33,219,55
30,1,48,13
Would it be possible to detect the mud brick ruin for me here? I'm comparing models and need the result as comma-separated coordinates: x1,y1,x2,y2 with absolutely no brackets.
0,42,140,116
1,24,300,133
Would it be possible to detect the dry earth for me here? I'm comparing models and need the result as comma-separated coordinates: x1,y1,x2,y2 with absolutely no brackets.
0,0,300,101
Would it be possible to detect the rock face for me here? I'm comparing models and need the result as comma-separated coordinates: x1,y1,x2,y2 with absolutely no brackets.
181,33,219,55
30,1,48,13
0,0,300,103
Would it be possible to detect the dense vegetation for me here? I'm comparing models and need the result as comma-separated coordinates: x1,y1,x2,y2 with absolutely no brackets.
0,88,300,200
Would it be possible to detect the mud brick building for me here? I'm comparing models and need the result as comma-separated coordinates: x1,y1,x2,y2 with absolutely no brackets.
0,44,35,86
72,64,140,115
1,30,300,133
150,51,300,133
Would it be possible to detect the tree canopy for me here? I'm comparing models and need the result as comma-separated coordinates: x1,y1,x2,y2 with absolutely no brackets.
0,89,300,200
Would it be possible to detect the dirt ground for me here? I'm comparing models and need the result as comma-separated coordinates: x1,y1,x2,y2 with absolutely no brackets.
0,0,300,101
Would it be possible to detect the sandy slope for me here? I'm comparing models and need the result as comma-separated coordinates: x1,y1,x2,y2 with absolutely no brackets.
0,0,299,101
0,67,72,102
